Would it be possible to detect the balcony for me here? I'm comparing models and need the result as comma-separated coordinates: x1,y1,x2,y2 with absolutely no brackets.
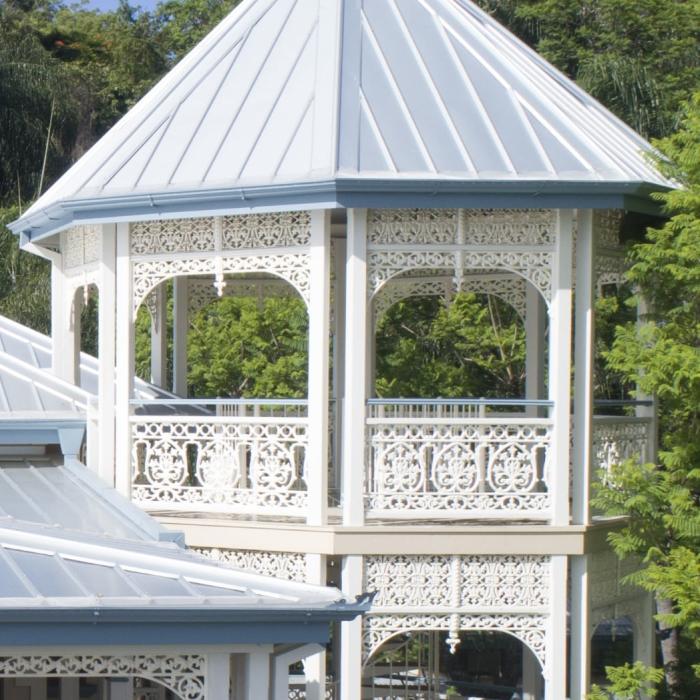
129,397,653,524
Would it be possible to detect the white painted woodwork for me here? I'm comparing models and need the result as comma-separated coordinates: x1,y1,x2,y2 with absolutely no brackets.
172,276,188,397
548,210,574,526
107,678,132,700
522,645,543,700
305,554,327,700
525,281,545,413
307,210,331,527
244,650,270,700
570,555,591,699
342,209,368,527
573,210,595,525
206,653,231,700
332,236,347,495
150,283,168,388
546,555,568,700
340,555,363,700
59,678,80,700
98,223,117,486
114,222,133,497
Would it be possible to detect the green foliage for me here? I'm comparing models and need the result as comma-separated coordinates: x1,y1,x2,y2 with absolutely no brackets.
588,662,664,700
187,296,308,398
375,293,524,399
481,0,700,138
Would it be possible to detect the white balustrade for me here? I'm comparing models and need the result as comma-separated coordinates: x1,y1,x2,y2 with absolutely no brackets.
365,400,553,520
130,400,308,516
592,415,652,472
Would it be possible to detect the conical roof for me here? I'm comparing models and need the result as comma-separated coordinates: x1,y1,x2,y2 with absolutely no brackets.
13,0,671,240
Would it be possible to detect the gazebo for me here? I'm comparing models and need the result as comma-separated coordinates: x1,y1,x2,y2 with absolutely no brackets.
10,0,670,698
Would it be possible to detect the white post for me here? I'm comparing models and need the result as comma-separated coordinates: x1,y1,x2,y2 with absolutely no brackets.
546,555,568,700
172,276,189,396
548,209,574,526
573,209,595,525
51,260,67,378
635,592,656,671
115,222,134,497
107,678,133,700
340,555,363,700
206,653,231,700
60,678,80,700
342,209,368,526
98,223,117,486
305,554,327,700
245,650,270,700
307,210,331,526
332,237,347,497
522,645,543,700
150,283,168,388
525,281,546,415
570,555,591,700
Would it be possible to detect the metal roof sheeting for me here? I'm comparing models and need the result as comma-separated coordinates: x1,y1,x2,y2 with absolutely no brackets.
12,0,671,238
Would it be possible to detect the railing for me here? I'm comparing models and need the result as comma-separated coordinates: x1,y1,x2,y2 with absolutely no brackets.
592,414,653,473
365,399,553,520
130,399,309,516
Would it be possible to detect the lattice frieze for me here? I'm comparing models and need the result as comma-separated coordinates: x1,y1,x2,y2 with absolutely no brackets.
592,418,651,473
194,548,307,582
133,253,310,310
366,418,552,517
131,218,215,254
368,209,458,245
461,209,555,245
131,415,308,515
222,211,311,249
0,655,206,700
594,210,624,249
362,613,548,671
368,250,551,302
365,555,549,610
187,277,298,315
63,225,101,269
589,550,643,611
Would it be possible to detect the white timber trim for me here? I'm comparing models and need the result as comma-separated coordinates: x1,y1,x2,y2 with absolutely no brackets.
545,554,568,699
172,275,189,396
340,555,363,700
570,554,592,699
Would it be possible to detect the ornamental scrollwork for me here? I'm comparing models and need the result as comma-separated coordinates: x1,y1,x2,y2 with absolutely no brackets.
222,211,311,249
187,277,298,315
362,613,548,672
594,210,623,249
132,252,310,311
591,418,651,472
131,416,308,516
195,548,308,582
0,655,206,700
460,209,555,246
368,209,458,245
131,218,216,255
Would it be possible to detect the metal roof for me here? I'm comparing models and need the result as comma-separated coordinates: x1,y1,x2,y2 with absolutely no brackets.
11,0,671,239
0,457,176,543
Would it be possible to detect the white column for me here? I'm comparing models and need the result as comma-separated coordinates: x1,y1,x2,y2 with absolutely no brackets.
150,283,168,388
245,650,270,700
342,209,368,526
54,274,81,385
332,237,347,496
545,555,568,700
635,592,656,671
206,653,231,700
573,209,595,525
548,209,574,526
107,678,133,700
525,281,546,415
307,210,331,526
305,554,327,700
115,222,134,497
522,645,543,700
51,260,67,378
60,678,80,700
98,223,117,486
340,555,363,700
570,554,591,700
172,276,188,396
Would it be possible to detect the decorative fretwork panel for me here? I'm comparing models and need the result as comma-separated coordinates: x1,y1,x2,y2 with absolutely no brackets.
461,209,555,246
368,250,551,302
592,417,651,472
594,210,623,249
0,655,206,700
368,209,458,244
187,277,298,315
366,411,552,518
62,225,101,270
132,253,310,310
131,415,308,515
195,548,308,582
131,211,310,256
365,555,550,610
372,273,527,329
363,613,548,671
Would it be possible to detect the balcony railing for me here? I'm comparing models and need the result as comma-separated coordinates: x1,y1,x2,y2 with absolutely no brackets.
130,399,309,516
365,399,553,520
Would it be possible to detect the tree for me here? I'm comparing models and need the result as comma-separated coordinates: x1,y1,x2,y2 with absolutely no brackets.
592,92,700,697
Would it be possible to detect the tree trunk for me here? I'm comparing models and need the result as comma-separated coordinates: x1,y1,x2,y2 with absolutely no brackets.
656,596,680,694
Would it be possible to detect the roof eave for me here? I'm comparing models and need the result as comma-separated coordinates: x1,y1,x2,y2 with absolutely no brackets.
10,178,670,242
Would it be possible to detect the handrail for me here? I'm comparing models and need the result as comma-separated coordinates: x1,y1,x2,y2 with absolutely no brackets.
593,399,653,407
130,397,308,406
367,397,553,407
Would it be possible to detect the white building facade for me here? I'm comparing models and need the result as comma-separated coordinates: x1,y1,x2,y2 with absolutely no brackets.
11,1,670,698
